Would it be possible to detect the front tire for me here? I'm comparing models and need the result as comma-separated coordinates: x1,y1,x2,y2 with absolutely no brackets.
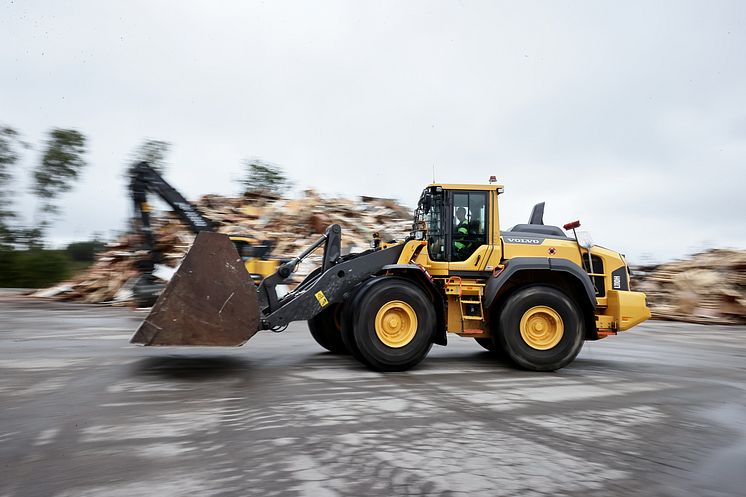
349,277,435,372
308,304,347,354
497,285,584,371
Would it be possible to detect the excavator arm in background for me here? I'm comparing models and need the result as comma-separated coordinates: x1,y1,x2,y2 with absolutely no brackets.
128,161,278,307
129,161,216,272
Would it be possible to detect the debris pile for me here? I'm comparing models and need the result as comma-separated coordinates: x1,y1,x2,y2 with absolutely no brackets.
34,193,746,325
35,190,413,304
632,249,746,324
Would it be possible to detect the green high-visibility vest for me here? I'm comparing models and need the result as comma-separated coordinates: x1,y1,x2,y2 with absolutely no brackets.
454,222,469,251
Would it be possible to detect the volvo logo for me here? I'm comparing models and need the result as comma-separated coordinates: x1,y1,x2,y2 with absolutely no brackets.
504,237,543,245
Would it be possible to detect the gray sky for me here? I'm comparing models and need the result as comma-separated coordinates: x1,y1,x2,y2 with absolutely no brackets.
2,0,745,263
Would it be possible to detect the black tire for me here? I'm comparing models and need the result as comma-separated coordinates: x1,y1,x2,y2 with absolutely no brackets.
308,304,347,354
474,337,501,354
497,285,584,371
340,288,367,365
132,274,164,308
349,277,435,372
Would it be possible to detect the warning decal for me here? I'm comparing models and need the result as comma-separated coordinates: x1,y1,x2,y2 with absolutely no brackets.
315,291,329,307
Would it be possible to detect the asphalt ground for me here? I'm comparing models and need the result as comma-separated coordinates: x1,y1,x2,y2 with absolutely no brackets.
1,290,745,497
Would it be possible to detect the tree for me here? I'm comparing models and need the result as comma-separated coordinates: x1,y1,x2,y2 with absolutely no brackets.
239,158,291,196
13,227,44,251
66,238,105,262
0,248,71,288
0,125,27,247
31,128,88,235
130,139,170,174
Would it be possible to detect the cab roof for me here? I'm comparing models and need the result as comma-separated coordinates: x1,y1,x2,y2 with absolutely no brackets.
426,183,504,191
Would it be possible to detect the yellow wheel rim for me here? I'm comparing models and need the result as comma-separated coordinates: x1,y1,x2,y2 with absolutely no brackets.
519,306,564,350
375,300,418,348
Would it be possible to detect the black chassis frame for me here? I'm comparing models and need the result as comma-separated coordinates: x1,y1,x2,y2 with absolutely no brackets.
256,224,406,329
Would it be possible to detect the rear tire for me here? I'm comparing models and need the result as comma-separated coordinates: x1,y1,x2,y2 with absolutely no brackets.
308,304,347,354
349,277,435,372
497,285,584,371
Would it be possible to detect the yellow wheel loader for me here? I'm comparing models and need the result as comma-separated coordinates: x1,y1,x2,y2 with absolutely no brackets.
131,181,650,372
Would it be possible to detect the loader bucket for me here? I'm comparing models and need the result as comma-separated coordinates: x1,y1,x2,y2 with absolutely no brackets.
130,231,261,346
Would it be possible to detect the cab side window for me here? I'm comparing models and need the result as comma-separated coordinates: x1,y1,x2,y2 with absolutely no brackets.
451,191,488,262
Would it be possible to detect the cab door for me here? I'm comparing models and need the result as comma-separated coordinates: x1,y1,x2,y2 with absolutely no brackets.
447,190,493,274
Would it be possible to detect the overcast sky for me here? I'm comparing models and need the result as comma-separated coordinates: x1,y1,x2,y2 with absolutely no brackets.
2,0,745,263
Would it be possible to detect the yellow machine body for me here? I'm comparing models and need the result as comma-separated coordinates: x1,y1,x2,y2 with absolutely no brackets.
391,183,650,341
228,235,281,281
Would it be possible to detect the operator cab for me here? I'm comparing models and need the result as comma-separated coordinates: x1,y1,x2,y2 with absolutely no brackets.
413,183,500,263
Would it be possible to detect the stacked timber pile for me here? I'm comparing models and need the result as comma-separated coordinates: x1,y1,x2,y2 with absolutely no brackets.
632,249,746,324
35,190,413,304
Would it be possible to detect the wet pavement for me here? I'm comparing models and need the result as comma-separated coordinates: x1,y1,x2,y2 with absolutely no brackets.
1,290,745,497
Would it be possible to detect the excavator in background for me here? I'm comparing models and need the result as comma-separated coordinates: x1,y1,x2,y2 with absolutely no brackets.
128,161,279,307
131,177,651,372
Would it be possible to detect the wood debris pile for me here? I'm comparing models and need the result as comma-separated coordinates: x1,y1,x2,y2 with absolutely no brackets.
632,249,746,324
35,192,746,325
35,190,413,304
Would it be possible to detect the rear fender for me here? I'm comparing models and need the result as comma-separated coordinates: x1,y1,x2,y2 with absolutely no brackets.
484,257,597,337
